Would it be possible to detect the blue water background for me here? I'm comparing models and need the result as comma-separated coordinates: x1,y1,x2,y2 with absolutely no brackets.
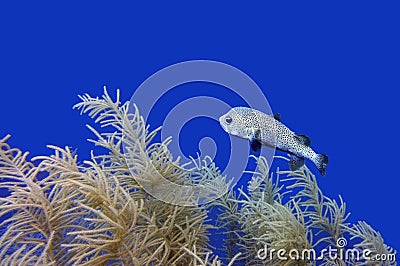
0,1,399,257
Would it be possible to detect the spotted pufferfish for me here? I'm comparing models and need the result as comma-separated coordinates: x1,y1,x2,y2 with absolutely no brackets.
219,107,328,175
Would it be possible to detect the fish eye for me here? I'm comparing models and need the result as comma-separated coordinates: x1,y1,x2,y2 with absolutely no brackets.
225,116,232,124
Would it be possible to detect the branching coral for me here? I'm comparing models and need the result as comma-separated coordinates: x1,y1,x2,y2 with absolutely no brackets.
0,88,397,266
0,88,230,265
344,221,397,265
214,155,397,265
214,156,311,265
281,162,397,265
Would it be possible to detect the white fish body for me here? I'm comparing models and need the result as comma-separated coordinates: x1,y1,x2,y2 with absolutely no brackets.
219,107,328,175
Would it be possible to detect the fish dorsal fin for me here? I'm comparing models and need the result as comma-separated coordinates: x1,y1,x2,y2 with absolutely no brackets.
289,154,305,171
294,134,311,146
273,113,281,121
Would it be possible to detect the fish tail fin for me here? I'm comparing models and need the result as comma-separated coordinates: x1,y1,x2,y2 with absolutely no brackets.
315,154,328,176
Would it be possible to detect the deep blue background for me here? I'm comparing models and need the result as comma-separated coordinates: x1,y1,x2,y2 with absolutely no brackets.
1,1,399,256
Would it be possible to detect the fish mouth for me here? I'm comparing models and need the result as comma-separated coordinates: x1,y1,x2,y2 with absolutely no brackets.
218,116,228,132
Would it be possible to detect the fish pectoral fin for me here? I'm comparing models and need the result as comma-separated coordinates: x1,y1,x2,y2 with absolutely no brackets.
249,128,262,152
294,134,311,146
251,139,262,152
289,154,305,171
273,113,281,121
254,128,262,139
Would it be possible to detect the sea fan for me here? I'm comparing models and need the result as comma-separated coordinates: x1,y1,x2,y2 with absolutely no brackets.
214,155,311,265
0,88,397,266
214,155,397,265
0,88,229,265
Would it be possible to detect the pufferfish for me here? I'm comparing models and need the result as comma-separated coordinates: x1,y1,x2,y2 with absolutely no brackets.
219,107,328,175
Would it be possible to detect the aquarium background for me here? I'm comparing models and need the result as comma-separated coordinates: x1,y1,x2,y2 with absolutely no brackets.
1,0,399,256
